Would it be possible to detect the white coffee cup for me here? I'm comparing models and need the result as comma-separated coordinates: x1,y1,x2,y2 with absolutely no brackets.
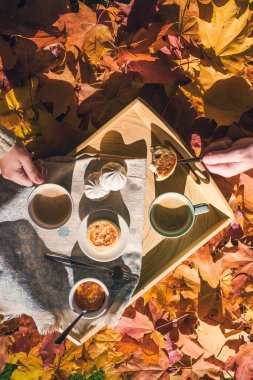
149,192,209,238
27,183,73,230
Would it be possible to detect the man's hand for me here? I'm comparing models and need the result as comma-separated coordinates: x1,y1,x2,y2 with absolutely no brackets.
0,142,45,186
202,137,253,177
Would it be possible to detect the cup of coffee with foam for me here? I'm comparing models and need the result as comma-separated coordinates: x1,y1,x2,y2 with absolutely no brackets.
149,192,209,238
28,183,73,230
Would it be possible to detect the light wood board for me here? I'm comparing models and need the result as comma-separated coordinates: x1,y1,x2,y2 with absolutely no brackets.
67,98,234,345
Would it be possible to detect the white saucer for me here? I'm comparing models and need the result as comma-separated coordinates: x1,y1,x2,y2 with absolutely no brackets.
78,210,130,262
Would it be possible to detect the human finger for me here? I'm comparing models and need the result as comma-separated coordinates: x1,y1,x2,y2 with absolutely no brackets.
202,137,233,155
34,159,47,176
205,162,244,177
202,148,243,165
8,168,34,187
20,155,44,185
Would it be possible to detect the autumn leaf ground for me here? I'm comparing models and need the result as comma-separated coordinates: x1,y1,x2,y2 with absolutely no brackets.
1,0,253,379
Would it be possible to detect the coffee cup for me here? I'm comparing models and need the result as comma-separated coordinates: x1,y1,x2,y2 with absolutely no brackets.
28,183,73,230
149,192,209,238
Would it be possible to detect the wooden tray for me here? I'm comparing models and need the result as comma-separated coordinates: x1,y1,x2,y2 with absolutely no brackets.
67,98,234,345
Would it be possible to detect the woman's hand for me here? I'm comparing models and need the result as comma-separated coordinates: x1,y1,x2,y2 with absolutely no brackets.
202,137,253,177
0,141,45,186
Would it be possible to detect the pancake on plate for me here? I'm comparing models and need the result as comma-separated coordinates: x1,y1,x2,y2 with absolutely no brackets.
87,219,120,251
149,145,177,181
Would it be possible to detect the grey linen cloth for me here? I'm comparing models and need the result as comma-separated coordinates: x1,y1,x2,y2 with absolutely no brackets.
0,125,16,156
0,156,147,334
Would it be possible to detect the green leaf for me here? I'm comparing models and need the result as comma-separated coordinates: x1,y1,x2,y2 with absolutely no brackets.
67,374,86,380
0,364,18,380
70,0,79,12
67,371,105,380
81,0,130,8
87,370,105,380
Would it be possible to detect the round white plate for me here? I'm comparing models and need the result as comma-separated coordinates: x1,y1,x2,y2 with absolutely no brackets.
78,210,130,262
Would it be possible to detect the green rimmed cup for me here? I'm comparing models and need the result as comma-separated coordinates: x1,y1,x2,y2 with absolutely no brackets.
149,192,209,238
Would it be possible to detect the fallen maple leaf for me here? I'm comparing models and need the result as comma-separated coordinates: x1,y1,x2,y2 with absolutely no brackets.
181,65,253,126
196,321,237,362
224,342,253,380
129,58,186,84
116,0,160,32
82,24,113,65
115,311,154,339
190,245,223,288
197,0,253,72
235,173,253,237
57,2,96,53
222,242,253,296
222,243,253,276
116,335,141,356
0,336,11,372
11,326,42,355
38,332,65,368
111,350,170,380
192,356,222,379
173,264,200,299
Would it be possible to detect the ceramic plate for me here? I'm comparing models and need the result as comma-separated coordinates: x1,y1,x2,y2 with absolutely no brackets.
78,209,130,262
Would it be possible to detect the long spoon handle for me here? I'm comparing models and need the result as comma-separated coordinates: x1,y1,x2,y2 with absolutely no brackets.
55,311,86,345
178,157,202,164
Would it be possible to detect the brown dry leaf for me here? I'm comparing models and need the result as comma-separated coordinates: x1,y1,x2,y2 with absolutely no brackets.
116,336,141,356
196,321,237,362
197,0,253,72
173,264,200,299
181,64,253,125
170,370,199,380
77,72,140,127
87,328,123,360
179,0,200,44
222,242,253,296
236,172,253,236
35,75,78,120
38,332,65,368
143,280,181,313
11,326,42,356
115,311,154,340
110,350,170,380
180,336,204,359
192,356,222,379
222,242,253,275
0,336,11,372
224,342,253,380
0,36,17,71
59,2,96,53
190,245,222,288
141,333,160,365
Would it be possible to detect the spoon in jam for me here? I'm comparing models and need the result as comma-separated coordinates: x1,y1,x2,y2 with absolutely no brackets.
55,310,87,345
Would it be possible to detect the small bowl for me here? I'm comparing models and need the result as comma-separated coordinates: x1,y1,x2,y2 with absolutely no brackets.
69,278,109,319
78,209,130,262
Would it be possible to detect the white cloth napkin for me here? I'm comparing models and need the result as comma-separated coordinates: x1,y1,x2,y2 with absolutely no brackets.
0,156,147,334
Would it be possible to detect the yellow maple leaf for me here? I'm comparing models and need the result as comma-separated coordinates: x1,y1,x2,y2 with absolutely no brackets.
0,77,39,114
82,24,113,65
8,346,53,380
198,0,253,58
181,64,253,125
